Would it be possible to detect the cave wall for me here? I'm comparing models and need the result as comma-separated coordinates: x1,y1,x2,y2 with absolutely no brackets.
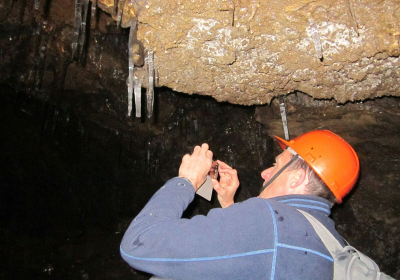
0,85,272,279
1,84,400,279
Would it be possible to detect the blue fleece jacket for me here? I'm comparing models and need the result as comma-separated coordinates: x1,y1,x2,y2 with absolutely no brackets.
120,177,344,280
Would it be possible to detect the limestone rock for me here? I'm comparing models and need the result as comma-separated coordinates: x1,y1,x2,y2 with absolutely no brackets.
100,0,400,105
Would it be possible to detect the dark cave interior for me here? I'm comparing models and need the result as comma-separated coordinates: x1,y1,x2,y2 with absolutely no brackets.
0,84,276,279
1,84,400,279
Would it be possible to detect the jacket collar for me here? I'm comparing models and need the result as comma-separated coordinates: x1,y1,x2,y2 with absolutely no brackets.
268,194,331,216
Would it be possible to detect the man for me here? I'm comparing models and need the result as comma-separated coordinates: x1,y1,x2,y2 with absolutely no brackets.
120,130,359,280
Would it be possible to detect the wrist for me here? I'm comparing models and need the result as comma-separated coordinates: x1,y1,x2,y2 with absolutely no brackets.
178,175,207,191
178,176,196,189
218,198,234,209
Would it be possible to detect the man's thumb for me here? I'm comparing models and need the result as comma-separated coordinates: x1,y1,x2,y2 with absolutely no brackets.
211,178,221,192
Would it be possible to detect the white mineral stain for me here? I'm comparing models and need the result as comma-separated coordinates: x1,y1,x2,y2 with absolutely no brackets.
297,21,366,58
186,18,219,50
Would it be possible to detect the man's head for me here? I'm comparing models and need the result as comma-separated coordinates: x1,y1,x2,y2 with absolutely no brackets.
259,130,359,205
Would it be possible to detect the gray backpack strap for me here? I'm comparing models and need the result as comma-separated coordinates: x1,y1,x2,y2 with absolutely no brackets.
297,209,343,256
298,209,397,280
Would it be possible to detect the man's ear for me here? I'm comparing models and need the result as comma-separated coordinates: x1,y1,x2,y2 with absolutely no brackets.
290,168,307,189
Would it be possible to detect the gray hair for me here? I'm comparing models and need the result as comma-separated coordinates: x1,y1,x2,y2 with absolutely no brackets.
288,155,337,206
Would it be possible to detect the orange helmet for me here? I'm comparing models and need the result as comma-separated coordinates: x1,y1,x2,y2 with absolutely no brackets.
275,130,359,203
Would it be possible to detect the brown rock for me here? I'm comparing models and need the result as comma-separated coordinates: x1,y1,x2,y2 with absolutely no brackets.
96,0,400,105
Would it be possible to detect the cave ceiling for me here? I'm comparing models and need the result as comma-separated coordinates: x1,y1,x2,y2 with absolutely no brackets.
0,0,400,107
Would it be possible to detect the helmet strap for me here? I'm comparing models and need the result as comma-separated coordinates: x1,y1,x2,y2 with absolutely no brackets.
259,154,299,195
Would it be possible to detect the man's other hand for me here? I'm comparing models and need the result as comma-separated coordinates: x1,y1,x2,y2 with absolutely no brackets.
212,160,240,208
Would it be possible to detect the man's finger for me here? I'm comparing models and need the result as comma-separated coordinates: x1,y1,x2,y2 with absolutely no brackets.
200,143,209,155
192,145,201,156
218,168,237,176
182,154,191,162
216,160,232,169
211,179,222,192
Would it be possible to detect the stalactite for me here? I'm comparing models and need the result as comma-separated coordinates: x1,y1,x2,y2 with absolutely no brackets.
90,0,97,29
94,35,103,62
127,82,133,117
154,158,159,174
71,0,82,59
279,96,289,140
51,40,72,106
134,76,142,118
34,0,41,10
308,18,323,60
91,0,97,18
79,0,90,57
346,0,359,36
116,0,126,27
127,19,137,117
27,23,43,91
146,49,155,118
34,21,54,92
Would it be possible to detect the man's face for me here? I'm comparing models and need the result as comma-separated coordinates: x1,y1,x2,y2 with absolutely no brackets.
258,150,294,199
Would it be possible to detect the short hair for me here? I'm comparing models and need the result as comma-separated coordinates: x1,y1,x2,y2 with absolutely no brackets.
287,154,337,206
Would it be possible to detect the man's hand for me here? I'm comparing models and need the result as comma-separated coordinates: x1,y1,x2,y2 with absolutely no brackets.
211,160,240,208
179,143,213,191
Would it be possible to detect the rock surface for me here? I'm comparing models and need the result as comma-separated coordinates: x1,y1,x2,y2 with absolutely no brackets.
0,0,400,107
114,0,400,105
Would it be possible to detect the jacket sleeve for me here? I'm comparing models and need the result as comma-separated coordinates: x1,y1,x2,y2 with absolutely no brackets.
119,177,274,280
120,177,196,276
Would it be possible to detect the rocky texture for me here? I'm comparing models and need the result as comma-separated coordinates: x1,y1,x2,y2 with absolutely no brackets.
0,0,131,118
114,0,400,105
1,0,400,108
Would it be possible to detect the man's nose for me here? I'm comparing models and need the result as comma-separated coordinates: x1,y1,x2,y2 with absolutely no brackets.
261,167,273,180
